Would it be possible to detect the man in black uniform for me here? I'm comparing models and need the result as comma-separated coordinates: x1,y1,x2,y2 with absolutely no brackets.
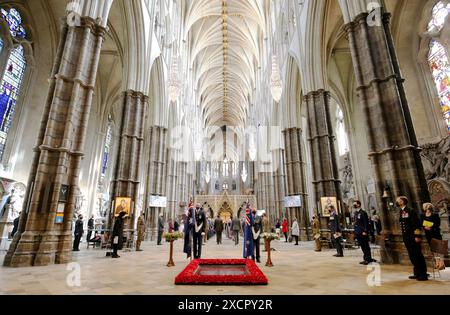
73,214,84,251
353,200,375,265
329,205,343,257
193,204,207,259
252,209,262,263
397,196,428,281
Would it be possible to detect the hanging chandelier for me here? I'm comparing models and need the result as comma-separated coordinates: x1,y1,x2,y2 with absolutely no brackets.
248,133,257,161
241,164,248,183
204,165,211,184
168,56,180,103
270,55,283,103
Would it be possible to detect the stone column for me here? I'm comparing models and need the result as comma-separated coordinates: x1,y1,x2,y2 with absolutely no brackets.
109,91,147,231
4,17,107,267
305,90,342,230
144,126,167,241
272,149,286,221
165,148,178,221
344,11,430,264
283,128,310,240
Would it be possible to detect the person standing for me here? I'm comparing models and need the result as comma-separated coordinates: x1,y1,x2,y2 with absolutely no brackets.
329,206,343,257
371,209,382,236
193,204,206,259
282,218,289,242
203,213,209,244
421,203,442,245
136,212,146,251
397,196,428,281
291,218,300,245
231,215,241,245
111,211,126,258
275,220,281,237
11,211,21,238
243,205,254,260
353,200,375,265
87,215,94,243
252,209,262,262
157,213,165,245
214,215,224,244
73,214,84,251
174,219,179,232
312,215,322,252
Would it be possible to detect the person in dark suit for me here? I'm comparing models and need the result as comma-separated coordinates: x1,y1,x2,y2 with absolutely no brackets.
397,196,428,281
157,214,165,245
214,215,224,244
72,214,84,251
193,204,207,259
328,206,343,257
87,215,94,242
111,211,126,258
353,200,376,265
252,210,262,263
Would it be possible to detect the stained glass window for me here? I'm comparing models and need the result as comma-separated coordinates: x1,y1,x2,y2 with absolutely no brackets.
1,8,26,39
0,45,27,160
336,106,349,156
101,121,114,177
428,40,450,132
428,1,450,32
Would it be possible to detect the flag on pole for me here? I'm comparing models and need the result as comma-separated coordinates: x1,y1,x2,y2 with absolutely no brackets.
243,201,254,259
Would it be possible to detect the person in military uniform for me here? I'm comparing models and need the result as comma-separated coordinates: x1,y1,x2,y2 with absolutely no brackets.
353,200,376,265
312,215,322,252
231,214,241,245
397,196,428,281
136,212,146,251
328,206,343,257
214,215,224,244
252,209,262,263
193,204,207,259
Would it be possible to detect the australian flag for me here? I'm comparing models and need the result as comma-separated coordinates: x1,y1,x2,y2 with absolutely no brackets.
243,203,254,259
183,202,194,258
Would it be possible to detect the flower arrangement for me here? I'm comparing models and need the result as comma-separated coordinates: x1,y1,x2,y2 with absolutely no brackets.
163,231,184,242
262,232,280,241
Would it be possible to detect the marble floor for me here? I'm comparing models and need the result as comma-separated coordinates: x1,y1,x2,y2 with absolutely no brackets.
0,237,449,295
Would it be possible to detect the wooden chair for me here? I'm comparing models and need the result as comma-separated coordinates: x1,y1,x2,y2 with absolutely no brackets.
430,239,449,279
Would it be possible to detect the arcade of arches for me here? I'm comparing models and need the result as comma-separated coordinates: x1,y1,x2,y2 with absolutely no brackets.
0,0,450,295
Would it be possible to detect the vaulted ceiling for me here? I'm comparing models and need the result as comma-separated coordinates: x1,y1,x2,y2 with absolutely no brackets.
184,0,266,128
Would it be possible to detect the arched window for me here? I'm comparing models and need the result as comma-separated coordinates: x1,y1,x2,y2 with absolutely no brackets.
427,1,450,132
336,106,349,156
0,8,28,161
101,119,114,178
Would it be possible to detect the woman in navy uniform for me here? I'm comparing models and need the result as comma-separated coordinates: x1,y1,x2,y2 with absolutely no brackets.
397,196,428,281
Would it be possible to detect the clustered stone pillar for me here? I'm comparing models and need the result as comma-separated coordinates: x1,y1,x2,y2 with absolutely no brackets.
305,90,342,229
344,11,430,264
272,149,286,222
144,126,167,241
176,161,188,218
110,90,148,229
165,148,178,221
283,128,310,240
4,17,106,267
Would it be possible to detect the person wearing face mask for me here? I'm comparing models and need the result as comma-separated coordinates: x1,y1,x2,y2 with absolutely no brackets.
328,205,343,257
73,214,84,251
353,200,376,265
397,196,428,281
193,204,206,259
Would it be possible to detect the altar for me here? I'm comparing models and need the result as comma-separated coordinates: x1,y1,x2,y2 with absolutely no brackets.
194,192,257,219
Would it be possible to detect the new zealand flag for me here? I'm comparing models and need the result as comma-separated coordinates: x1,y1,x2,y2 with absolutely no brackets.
243,204,254,259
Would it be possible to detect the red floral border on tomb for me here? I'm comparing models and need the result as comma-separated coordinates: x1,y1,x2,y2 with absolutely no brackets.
175,259,268,285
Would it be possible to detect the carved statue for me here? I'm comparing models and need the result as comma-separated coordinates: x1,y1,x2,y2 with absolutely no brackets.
340,153,354,201
421,136,450,181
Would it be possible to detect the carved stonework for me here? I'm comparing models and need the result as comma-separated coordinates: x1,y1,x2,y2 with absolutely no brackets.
421,136,450,182
339,153,355,203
